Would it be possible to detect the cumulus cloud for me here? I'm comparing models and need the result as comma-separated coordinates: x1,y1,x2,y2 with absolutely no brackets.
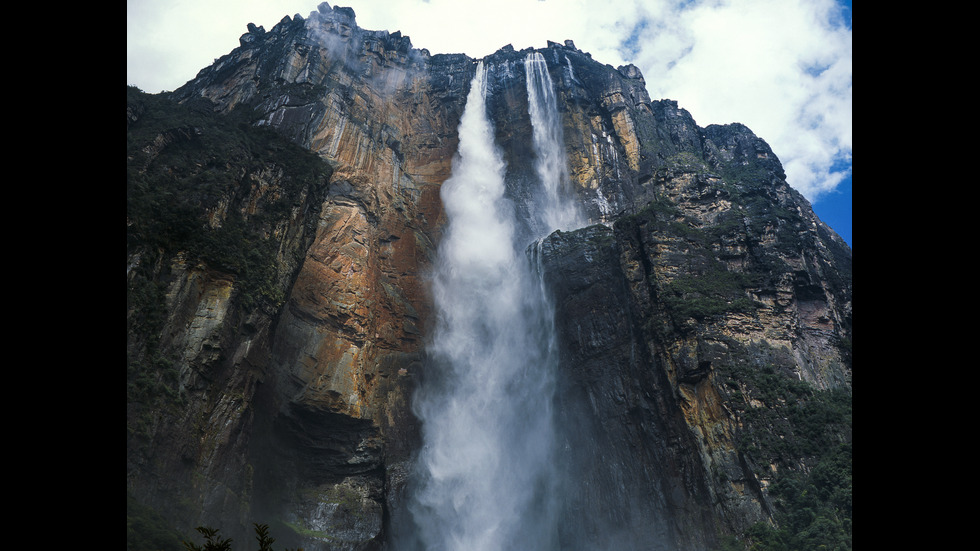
627,0,852,201
127,0,851,203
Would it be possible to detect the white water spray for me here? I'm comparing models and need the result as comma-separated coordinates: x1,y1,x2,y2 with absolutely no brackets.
525,52,585,234
407,53,583,550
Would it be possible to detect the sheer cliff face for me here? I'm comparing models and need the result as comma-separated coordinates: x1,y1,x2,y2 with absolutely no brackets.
129,3,851,550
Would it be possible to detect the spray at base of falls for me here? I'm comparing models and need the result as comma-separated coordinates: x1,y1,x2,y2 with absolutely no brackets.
406,54,583,551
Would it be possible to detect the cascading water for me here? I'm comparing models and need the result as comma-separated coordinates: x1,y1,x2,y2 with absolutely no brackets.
524,52,584,235
406,53,583,551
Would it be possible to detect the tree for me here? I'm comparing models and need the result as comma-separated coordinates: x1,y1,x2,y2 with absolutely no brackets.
182,524,303,551
182,527,232,551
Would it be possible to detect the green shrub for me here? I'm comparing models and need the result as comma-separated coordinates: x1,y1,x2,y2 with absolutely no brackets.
716,358,852,551
663,271,758,321
127,494,186,551
179,524,304,551
127,86,330,315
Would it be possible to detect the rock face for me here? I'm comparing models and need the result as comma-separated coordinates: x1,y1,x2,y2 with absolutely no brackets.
127,3,851,550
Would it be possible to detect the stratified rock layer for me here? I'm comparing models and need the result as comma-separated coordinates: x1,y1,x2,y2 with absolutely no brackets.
128,3,851,550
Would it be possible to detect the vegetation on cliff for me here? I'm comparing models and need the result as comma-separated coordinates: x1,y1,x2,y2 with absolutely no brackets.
617,199,762,329
182,523,304,551
128,490,309,551
608,130,851,549
126,86,332,409
126,86,332,309
717,358,852,550
127,86,335,547
128,493,187,551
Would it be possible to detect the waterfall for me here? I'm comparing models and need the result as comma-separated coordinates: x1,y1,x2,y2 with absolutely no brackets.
525,51,585,235
406,53,582,551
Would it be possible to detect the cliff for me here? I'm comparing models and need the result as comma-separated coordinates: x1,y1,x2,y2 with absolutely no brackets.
127,3,851,550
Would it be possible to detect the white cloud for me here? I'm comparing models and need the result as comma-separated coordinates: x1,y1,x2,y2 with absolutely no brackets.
127,0,851,203
630,0,852,201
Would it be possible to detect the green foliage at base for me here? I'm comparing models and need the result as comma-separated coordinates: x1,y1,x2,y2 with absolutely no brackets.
729,363,851,463
180,524,304,551
717,359,852,551
731,444,852,550
126,497,304,551
127,494,186,551
182,526,233,551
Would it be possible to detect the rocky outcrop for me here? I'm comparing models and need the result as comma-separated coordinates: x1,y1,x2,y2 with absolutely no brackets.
128,3,851,550
530,97,851,548
162,6,474,547
127,85,336,542
538,186,850,548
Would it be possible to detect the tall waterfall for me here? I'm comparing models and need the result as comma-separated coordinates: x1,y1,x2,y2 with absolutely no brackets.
406,54,582,551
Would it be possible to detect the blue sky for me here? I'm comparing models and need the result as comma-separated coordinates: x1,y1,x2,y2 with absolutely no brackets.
813,163,851,247
128,0,851,247
811,0,850,246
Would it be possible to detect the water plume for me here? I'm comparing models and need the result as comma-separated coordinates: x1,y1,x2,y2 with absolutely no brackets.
406,52,583,550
